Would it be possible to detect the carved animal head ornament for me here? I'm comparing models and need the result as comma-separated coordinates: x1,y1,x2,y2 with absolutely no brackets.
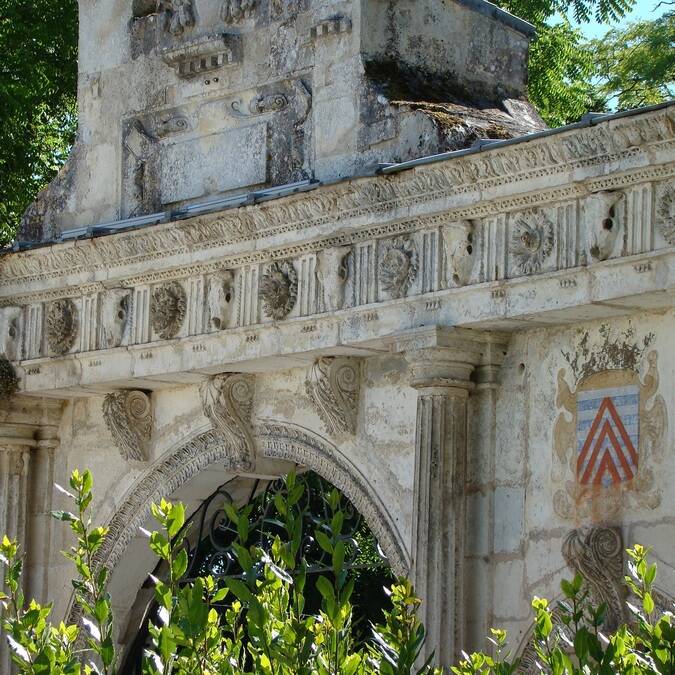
260,260,298,320
584,191,624,262
207,271,234,331
0,306,22,361
442,220,475,287
100,290,131,349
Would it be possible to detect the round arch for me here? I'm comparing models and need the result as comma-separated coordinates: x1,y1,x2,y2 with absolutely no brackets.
74,420,410,648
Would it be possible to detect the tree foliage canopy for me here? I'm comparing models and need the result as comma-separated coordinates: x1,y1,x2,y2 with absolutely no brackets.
0,0,672,244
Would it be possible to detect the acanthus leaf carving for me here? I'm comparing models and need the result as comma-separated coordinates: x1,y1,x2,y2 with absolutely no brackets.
379,237,418,299
200,373,255,468
510,209,554,275
260,260,298,320
305,357,361,436
102,390,153,462
151,281,186,339
46,298,78,355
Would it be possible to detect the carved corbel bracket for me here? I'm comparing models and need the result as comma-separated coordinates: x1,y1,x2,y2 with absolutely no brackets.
305,357,361,436
102,391,153,462
200,374,255,469
562,526,628,630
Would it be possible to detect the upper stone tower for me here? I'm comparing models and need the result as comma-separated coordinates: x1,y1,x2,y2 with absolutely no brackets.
21,0,543,242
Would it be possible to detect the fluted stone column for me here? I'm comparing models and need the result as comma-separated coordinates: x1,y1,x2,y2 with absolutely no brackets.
396,327,508,668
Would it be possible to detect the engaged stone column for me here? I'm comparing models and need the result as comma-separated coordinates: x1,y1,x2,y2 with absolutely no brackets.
396,327,508,667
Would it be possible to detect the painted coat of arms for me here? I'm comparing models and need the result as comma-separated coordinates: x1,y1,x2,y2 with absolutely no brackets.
553,325,668,520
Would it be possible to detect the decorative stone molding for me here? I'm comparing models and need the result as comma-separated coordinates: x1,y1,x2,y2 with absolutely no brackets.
102,391,153,462
441,220,476,287
562,526,627,630
100,290,131,349
311,16,352,40
260,260,298,320
161,34,239,79
656,181,675,244
45,298,78,354
584,191,624,262
206,271,234,331
0,357,19,400
200,374,255,468
379,237,418,299
305,357,360,436
222,0,255,23
150,281,186,339
316,246,351,311
257,421,409,575
510,209,554,274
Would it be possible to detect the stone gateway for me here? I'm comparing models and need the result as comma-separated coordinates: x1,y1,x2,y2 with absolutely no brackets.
0,0,674,671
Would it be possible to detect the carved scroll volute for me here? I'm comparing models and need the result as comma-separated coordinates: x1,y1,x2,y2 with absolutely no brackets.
316,246,351,311
562,526,627,630
102,391,153,462
441,220,476,288
305,357,361,436
200,374,255,469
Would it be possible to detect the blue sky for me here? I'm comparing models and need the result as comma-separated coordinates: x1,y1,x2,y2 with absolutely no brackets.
576,0,664,38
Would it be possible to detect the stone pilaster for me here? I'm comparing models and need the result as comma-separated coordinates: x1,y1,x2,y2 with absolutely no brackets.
396,327,508,667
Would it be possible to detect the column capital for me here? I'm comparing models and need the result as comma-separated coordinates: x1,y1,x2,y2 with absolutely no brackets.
0,396,64,449
393,326,509,390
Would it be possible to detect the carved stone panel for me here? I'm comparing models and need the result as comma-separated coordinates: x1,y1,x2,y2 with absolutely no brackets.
260,260,298,320
200,373,255,468
379,237,418,299
316,246,351,312
305,357,361,436
656,181,675,245
150,282,186,339
45,298,78,355
102,390,153,462
206,271,235,331
99,290,131,350
0,306,22,361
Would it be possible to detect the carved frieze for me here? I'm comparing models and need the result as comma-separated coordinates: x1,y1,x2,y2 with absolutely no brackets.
103,391,153,462
100,290,131,350
316,246,351,311
150,281,186,339
510,209,554,275
260,260,298,320
0,356,19,400
656,182,675,244
200,373,255,468
441,221,476,287
584,191,624,262
206,271,234,331
305,357,360,436
562,526,627,630
46,298,78,355
222,0,256,23
379,237,418,299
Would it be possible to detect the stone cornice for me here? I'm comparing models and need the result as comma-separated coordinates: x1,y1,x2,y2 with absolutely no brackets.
0,106,673,296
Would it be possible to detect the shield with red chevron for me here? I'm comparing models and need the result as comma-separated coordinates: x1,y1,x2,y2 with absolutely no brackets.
576,384,639,487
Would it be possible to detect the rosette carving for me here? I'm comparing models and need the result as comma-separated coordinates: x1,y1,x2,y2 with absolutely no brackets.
151,281,186,339
562,526,627,630
379,237,418,299
200,374,255,468
305,357,361,436
510,209,554,274
46,298,78,354
102,391,153,462
260,260,298,320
